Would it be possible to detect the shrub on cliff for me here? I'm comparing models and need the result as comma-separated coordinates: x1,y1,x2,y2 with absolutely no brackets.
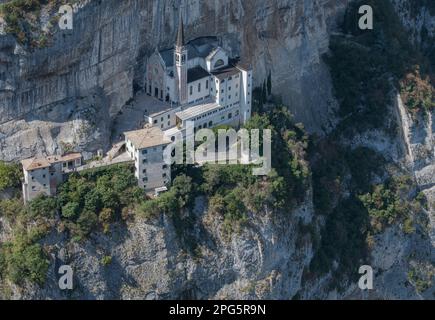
0,161,22,192
27,195,57,218
58,164,139,240
1,230,49,286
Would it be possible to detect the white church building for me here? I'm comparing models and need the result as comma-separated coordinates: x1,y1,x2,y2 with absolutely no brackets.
20,16,254,202
144,16,253,139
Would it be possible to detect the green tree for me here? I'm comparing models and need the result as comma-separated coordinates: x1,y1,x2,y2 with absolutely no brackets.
262,80,267,103
0,198,24,220
76,210,98,237
99,208,115,233
0,161,22,191
28,195,56,218
267,71,272,95
5,241,49,285
62,202,80,220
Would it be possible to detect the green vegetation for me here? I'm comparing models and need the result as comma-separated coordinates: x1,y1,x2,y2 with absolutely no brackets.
0,161,22,192
0,0,65,47
326,0,433,135
1,235,49,285
308,0,431,288
0,164,142,287
100,255,112,266
57,164,143,241
27,194,57,218
407,264,434,293
0,195,51,286
359,178,410,232
140,106,310,249
400,69,434,113
267,71,272,96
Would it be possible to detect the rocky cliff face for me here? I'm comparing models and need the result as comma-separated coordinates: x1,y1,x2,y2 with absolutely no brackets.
4,195,315,300
0,0,434,300
0,0,350,162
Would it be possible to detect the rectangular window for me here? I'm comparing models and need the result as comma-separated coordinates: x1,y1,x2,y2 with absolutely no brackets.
142,159,148,164
190,86,193,95
142,150,148,155
206,80,209,89
198,83,201,92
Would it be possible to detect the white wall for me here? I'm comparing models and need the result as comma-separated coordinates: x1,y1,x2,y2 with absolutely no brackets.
206,48,229,71
147,108,180,130
213,71,241,109
126,137,171,192
24,167,51,202
136,145,171,191
187,76,211,104
238,68,253,125
180,104,241,132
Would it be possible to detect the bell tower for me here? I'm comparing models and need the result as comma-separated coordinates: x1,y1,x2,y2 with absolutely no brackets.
174,14,188,106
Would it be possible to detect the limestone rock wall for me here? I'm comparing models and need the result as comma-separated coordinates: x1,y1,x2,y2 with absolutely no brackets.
0,0,350,161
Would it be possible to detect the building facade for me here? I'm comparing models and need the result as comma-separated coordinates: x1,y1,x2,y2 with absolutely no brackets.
21,18,254,202
144,15,253,140
124,126,172,192
21,153,82,203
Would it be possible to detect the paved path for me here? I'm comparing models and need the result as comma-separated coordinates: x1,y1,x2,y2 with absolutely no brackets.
77,152,133,172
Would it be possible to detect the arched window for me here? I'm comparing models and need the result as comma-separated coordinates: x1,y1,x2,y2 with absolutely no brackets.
214,59,224,69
